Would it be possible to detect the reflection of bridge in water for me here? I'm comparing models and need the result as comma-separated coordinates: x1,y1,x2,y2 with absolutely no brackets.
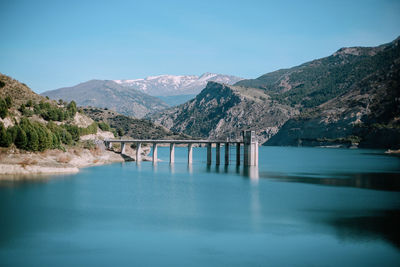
206,165,260,181
105,131,258,166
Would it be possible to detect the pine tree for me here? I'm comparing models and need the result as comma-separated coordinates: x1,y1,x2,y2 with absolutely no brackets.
64,130,73,145
58,109,65,121
0,98,8,119
51,132,60,149
44,129,53,149
36,127,46,151
14,126,28,149
67,101,77,117
0,122,12,147
6,126,18,143
5,96,12,108
26,126,39,151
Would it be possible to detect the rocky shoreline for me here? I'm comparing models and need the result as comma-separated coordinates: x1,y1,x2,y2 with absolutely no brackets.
0,143,151,180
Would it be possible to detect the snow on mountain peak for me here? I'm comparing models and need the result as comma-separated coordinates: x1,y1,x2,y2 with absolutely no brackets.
114,79,143,84
113,73,243,96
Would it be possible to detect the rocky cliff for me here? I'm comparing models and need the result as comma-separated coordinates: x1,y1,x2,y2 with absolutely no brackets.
151,82,297,143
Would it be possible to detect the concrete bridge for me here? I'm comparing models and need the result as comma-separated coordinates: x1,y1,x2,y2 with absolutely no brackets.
104,131,258,166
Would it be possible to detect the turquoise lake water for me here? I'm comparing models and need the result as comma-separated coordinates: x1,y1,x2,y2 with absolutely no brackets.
1,146,400,266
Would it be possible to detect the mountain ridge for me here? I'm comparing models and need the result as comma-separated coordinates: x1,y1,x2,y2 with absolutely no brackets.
42,72,243,115
41,79,169,118
114,72,243,96
151,37,400,148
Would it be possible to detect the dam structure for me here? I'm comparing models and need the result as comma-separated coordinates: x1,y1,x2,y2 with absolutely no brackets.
104,131,258,166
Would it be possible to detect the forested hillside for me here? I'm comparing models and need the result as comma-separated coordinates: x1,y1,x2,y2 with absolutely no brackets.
0,73,113,152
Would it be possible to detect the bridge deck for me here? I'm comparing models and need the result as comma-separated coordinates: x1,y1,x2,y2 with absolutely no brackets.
103,131,257,166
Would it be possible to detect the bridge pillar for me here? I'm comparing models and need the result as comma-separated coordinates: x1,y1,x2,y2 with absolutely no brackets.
152,143,158,164
121,142,126,154
216,143,221,165
106,141,112,150
243,131,258,166
136,142,142,163
188,143,193,164
207,143,212,165
225,142,230,165
236,142,241,165
170,143,175,164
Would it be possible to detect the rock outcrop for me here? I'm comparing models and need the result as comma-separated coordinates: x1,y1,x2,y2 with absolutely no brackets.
151,82,297,144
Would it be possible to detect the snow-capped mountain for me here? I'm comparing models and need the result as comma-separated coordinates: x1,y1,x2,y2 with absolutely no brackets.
114,73,244,96
41,80,169,118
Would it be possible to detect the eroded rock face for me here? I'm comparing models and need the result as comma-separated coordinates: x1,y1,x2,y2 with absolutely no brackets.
73,112,94,128
152,82,297,144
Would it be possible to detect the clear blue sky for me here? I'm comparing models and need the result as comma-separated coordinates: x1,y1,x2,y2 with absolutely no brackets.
0,0,399,93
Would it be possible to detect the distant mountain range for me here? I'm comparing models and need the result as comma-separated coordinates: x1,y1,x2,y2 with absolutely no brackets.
114,73,243,96
42,73,243,116
41,80,169,118
151,37,400,149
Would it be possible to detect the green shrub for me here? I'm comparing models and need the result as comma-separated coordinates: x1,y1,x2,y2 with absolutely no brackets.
14,126,28,150
63,124,80,141
111,128,117,137
117,127,124,136
0,122,12,147
6,126,18,143
0,98,8,119
51,132,61,149
5,96,12,108
26,126,39,151
36,126,52,151
67,101,77,117
98,122,111,131
26,100,33,107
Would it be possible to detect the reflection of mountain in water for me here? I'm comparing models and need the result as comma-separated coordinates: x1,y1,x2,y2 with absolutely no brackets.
260,172,400,192
0,177,78,248
260,171,400,250
322,210,400,250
